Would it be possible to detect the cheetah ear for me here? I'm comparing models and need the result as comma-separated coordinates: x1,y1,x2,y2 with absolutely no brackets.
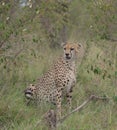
78,43,82,48
61,42,66,47
75,43,82,52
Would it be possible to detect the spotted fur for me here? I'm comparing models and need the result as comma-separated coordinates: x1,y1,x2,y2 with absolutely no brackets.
24,42,81,120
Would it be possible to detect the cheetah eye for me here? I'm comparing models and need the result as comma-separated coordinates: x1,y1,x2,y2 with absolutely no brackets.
70,48,74,51
64,48,66,50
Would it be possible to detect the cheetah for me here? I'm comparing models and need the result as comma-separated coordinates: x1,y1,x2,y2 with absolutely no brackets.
24,42,81,120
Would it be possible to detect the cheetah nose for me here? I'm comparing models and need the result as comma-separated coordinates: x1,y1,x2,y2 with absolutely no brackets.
65,53,69,56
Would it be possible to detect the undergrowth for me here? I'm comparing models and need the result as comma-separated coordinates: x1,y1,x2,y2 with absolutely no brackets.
0,40,117,130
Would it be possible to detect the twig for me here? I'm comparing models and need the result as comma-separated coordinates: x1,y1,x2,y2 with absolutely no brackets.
59,95,110,123
35,95,110,129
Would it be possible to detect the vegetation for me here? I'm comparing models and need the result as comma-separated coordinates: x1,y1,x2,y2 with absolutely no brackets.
0,0,117,129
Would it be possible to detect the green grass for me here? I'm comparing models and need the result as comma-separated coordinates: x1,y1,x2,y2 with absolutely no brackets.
0,1,117,129
0,40,117,130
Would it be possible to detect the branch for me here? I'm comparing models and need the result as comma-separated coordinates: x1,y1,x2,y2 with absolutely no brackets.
59,95,110,123
35,95,110,129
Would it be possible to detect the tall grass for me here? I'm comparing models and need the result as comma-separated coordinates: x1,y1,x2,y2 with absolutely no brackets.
0,0,117,129
0,40,117,130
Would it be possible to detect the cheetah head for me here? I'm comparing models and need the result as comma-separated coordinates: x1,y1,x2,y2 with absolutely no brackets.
24,84,37,100
63,42,81,60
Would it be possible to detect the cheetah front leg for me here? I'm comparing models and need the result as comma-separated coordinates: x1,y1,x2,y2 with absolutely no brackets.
66,86,73,113
56,88,62,121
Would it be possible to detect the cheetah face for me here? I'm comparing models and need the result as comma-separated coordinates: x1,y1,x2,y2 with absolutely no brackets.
63,43,81,60
24,84,36,100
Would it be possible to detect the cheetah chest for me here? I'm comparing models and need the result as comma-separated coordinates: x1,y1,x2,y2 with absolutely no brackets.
65,70,76,93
